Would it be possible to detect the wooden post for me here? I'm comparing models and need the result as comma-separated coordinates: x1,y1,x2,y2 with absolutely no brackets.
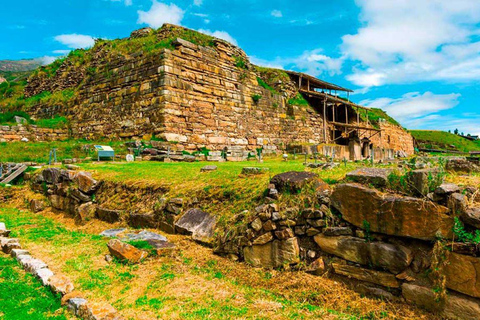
299,75,302,89
332,104,335,122
323,97,327,143
307,79,310,91
345,105,348,124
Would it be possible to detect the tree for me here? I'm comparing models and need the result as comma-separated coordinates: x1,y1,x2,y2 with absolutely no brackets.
454,128,459,135
448,130,451,133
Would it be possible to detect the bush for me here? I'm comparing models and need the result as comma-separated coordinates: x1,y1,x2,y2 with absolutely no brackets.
251,94,262,104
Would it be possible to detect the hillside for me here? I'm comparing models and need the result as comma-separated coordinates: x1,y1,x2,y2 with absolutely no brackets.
410,130,480,153
0,59,42,72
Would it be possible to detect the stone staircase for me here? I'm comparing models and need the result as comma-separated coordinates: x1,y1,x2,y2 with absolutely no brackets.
0,164,27,184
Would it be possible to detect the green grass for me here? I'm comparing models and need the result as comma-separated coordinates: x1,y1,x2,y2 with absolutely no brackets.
359,108,401,128
0,256,70,320
35,116,69,129
410,130,480,152
287,93,310,107
0,139,127,163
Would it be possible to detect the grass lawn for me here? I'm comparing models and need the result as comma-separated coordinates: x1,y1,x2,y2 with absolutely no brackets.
0,201,431,320
0,255,72,320
77,158,375,224
0,139,127,163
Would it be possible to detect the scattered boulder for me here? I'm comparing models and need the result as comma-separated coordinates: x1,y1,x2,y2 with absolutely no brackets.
461,207,480,229
100,229,126,238
175,208,216,245
407,168,443,196
122,230,167,242
96,207,121,223
331,183,453,240
270,171,319,193
314,235,413,274
244,237,300,269
30,199,45,213
346,168,393,187
332,263,400,288
446,159,480,173
77,202,97,222
323,227,353,237
49,274,75,295
107,239,148,264
241,167,269,175
76,172,98,194
435,183,461,196
200,165,217,172
306,257,327,275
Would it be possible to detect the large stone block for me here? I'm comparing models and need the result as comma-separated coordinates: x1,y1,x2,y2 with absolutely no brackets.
314,235,412,274
402,283,480,320
445,251,480,298
331,183,453,240
107,239,148,264
175,208,216,245
332,263,400,288
346,168,392,187
244,237,300,269
270,171,320,193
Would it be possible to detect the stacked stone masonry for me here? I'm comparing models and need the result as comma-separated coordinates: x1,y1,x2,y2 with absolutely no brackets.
23,25,414,156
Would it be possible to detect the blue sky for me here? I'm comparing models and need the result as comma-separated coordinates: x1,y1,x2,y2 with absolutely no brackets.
2,0,480,134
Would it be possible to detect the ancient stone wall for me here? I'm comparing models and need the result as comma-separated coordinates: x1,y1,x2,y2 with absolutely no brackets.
23,26,413,155
369,122,415,156
0,124,69,142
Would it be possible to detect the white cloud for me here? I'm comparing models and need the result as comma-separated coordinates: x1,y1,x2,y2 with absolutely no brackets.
290,49,344,77
54,34,95,49
343,0,480,87
137,1,184,28
271,10,282,18
198,29,238,46
52,50,71,55
193,0,203,6
360,92,461,128
109,0,132,6
36,56,58,65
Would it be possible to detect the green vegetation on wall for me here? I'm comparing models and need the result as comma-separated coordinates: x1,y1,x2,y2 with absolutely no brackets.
359,108,401,128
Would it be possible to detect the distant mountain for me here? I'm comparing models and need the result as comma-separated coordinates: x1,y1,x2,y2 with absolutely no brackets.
0,59,42,72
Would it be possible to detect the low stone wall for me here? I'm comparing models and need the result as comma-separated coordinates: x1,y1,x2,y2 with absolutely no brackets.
0,221,123,320
0,124,69,142
27,165,480,319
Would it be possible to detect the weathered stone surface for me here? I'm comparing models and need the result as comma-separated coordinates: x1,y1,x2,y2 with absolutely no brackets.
200,165,217,172
323,227,353,236
175,208,216,245
445,251,480,298
100,229,126,238
66,297,88,315
107,239,148,263
274,228,294,240
270,171,319,192
10,249,29,258
461,207,480,229
128,213,158,229
314,235,412,274
70,188,92,203
402,283,480,320
331,183,453,240
23,258,47,273
122,230,167,242
408,168,442,196
49,194,67,211
241,167,268,175
33,267,54,286
77,301,122,320
77,202,97,222
49,274,75,295
306,257,327,275
244,237,300,269
332,263,400,288
76,172,98,194
435,183,460,195
43,168,61,184
346,168,392,187
448,193,468,215
253,232,273,245
446,159,480,173
251,218,262,232
30,199,45,213
96,207,121,223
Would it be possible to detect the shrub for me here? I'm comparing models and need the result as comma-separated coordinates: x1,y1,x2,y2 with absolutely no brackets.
251,94,262,104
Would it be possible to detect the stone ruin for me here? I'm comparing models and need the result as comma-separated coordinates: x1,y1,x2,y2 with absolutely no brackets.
12,24,414,161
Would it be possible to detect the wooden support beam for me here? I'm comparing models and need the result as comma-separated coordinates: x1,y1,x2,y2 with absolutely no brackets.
323,97,327,143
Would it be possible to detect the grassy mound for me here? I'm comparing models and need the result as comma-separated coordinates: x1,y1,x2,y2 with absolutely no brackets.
410,130,480,153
